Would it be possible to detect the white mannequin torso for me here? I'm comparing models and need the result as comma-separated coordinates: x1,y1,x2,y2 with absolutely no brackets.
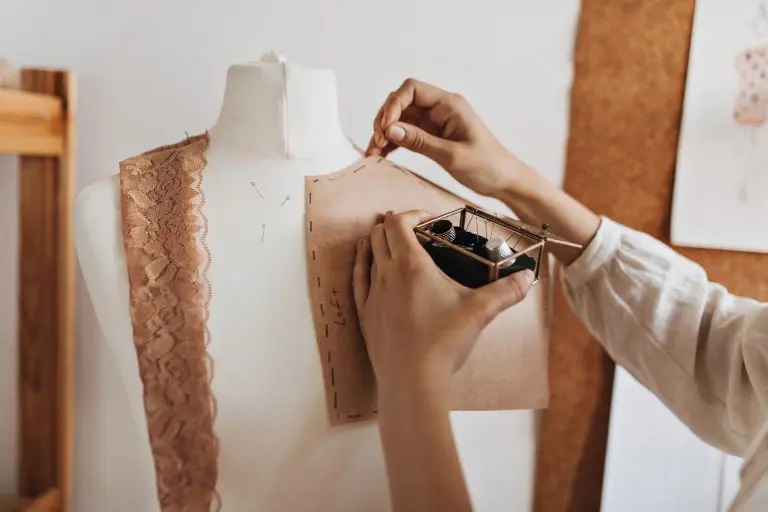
75,53,535,511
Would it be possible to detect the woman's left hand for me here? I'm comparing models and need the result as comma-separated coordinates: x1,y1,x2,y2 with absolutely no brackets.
353,210,535,398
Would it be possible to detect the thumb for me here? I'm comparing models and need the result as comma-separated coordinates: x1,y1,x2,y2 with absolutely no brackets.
471,269,536,324
385,122,453,164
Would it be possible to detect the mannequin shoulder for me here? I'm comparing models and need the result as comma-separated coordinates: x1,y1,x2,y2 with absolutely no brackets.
74,175,124,263
75,174,120,223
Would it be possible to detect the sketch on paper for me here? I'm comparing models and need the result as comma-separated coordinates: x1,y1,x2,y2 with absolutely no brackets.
733,43,768,200
672,0,768,253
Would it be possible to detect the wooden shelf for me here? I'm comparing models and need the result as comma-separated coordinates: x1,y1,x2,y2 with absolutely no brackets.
0,493,31,512
0,89,64,156
2,69,76,512
0,489,60,512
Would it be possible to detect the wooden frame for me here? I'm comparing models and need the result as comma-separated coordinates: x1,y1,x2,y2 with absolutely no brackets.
0,69,76,512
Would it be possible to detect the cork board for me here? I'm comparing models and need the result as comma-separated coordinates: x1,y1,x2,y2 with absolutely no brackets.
533,1,768,510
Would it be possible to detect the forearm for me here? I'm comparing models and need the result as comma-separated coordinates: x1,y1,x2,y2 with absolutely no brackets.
378,375,472,512
560,215,768,453
496,159,600,266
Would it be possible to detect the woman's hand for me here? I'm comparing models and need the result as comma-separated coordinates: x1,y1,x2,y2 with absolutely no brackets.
367,78,601,265
366,78,533,199
352,210,535,397
352,210,534,512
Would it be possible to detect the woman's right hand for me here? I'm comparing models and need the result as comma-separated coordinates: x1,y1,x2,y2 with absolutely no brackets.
367,78,601,266
366,78,535,199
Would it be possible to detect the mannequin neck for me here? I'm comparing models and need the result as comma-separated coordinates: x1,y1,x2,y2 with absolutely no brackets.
208,57,357,160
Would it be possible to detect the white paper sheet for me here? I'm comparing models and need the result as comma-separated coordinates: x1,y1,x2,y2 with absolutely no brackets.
672,0,768,252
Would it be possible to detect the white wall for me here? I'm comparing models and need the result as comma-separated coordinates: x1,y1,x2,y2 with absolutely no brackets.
601,369,727,512
0,1,739,511
0,1,579,510
721,455,744,511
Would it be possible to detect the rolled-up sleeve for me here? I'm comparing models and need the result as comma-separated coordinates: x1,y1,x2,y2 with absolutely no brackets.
562,217,768,455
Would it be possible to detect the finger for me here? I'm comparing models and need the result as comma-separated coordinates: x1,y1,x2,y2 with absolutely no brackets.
371,259,379,283
370,223,391,262
365,135,380,157
471,270,536,324
380,141,399,158
375,106,432,158
388,105,443,150
385,122,453,164
373,79,449,144
381,79,449,131
375,210,392,224
383,210,435,255
353,238,372,316
400,104,441,135
371,95,393,148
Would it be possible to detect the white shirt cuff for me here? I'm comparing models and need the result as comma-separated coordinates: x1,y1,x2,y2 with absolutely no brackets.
562,216,623,289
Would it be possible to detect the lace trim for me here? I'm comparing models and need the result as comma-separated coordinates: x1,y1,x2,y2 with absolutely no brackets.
119,132,220,511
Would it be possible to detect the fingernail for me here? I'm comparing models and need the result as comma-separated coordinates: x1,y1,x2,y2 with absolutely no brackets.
374,132,387,148
522,270,535,286
386,124,406,143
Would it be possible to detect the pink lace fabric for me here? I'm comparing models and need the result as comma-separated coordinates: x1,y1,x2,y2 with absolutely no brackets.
119,133,220,511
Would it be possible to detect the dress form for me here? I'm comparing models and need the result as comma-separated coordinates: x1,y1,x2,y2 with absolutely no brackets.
75,53,536,511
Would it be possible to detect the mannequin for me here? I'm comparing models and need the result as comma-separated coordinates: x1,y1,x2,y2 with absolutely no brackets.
75,52,536,511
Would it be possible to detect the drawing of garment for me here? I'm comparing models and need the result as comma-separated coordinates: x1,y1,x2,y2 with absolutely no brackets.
733,44,768,200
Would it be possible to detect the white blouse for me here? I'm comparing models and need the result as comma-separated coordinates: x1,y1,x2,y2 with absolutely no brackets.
561,217,768,511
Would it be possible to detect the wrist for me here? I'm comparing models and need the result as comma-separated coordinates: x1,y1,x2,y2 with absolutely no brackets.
496,160,552,209
377,380,451,439
496,160,601,265
377,359,451,415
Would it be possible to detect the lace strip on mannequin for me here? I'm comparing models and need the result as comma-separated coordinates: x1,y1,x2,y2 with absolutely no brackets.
119,133,220,511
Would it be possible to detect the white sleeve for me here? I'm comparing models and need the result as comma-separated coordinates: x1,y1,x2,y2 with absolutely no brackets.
562,217,768,455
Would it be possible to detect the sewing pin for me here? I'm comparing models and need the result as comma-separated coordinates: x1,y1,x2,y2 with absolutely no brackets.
250,181,264,199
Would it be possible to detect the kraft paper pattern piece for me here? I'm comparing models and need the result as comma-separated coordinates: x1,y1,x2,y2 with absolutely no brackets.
305,156,549,424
